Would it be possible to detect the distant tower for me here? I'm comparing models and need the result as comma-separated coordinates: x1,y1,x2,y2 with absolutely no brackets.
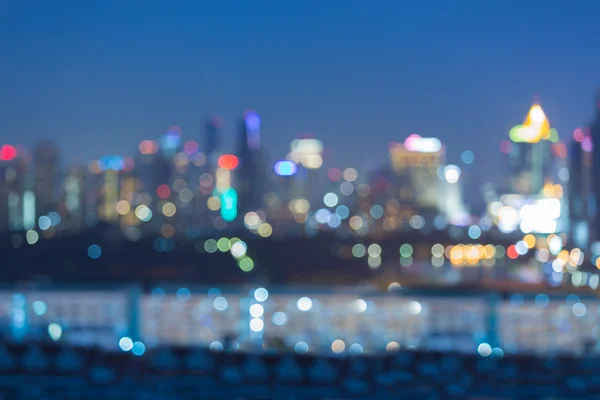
204,116,223,165
236,110,263,213
33,141,60,217
590,92,600,241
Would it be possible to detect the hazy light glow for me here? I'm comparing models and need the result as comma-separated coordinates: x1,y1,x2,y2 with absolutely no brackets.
403,134,442,153
274,161,297,176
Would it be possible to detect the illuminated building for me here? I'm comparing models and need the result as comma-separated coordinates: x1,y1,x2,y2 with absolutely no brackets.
33,141,60,217
388,134,444,211
568,131,594,248
0,147,27,232
62,167,85,230
505,104,558,195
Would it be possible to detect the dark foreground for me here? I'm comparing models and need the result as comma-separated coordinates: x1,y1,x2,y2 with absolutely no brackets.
0,342,598,399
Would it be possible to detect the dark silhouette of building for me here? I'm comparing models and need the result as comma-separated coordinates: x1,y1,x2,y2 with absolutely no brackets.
33,141,61,217
236,110,265,214
205,116,222,165
589,93,600,243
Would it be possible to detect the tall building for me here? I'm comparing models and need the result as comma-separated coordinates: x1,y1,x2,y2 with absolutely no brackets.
388,134,444,213
235,110,264,214
0,145,27,232
568,132,594,248
204,116,222,165
589,93,600,242
505,104,558,195
33,141,61,217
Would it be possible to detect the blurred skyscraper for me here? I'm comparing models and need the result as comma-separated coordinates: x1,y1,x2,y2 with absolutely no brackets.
33,141,60,217
204,116,222,165
236,110,264,214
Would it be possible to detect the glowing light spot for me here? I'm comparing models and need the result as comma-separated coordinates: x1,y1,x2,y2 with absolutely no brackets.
26,230,39,245
370,205,384,219
349,216,363,230
249,303,264,318
331,339,345,354
238,256,254,272
444,165,461,183
407,300,421,315
399,244,413,258
572,302,586,317
184,140,198,154
367,244,381,257
132,342,146,356
249,318,264,332
272,311,287,326
468,225,481,239
217,238,231,252
274,161,297,176
116,200,131,215
352,244,366,258
0,145,17,161
477,343,492,357
213,296,228,311
207,196,221,211
209,341,223,352
38,216,51,231
87,244,102,259
119,337,133,351
176,287,191,302
258,223,272,237
32,301,47,316
323,193,339,207
350,299,367,313
461,150,475,164
343,168,358,182
409,215,425,229
218,154,239,170
162,202,176,217
230,241,247,258
135,205,152,222
297,297,313,311
294,342,308,354
48,323,62,341
254,288,269,302
204,239,218,253
157,184,170,199
386,342,400,352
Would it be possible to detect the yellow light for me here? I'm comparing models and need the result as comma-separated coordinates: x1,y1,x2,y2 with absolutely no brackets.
116,200,131,215
595,258,600,269
523,234,536,249
162,202,177,217
258,223,272,237
484,244,495,259
207,196,221,211
349,216,364,230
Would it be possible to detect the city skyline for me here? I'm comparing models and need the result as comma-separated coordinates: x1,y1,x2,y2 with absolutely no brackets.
2,1,600,171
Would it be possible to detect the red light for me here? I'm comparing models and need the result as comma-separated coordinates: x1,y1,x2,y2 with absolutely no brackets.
218,154,239,170
0,145,17,161
328,168,343,181
157,184,171,199
184,141,198,154
507,245,518,259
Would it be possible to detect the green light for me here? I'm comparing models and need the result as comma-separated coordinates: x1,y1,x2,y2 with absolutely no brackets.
399,244,413,258
204,239,218,253
549,128,559,142
238,256,254,272
217,237,231,252
220,188,238,222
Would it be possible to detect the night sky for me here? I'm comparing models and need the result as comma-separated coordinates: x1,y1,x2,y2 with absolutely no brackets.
1,1,599,177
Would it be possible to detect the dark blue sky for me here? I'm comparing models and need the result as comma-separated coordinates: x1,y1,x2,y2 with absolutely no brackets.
1,1,599,174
